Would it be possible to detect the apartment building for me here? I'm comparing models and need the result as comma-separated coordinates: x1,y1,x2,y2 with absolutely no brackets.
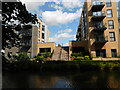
5,18,50,58
118,1,120,28
75,0,120,60
37,19,49,43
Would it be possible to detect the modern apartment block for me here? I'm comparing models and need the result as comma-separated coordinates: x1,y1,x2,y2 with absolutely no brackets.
5,18,50,58
37,19,49,43
118,1,120,29
75,0,120,60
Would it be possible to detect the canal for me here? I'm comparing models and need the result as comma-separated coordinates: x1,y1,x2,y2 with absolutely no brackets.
2,71,120,88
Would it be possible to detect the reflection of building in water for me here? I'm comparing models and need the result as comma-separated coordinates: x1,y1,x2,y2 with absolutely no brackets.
29,75,65,88
107,76,120,88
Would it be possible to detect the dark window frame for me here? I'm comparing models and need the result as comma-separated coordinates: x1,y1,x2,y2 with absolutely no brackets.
106,0,112,7
109,32,116,41
107,9,113,17
108,20,114,29
42,33,44,39
111,49,117,57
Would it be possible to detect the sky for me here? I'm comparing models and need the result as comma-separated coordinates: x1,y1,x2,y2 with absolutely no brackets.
19,0,120,46
20,0,85,46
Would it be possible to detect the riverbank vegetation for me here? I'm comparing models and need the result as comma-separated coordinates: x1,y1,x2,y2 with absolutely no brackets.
71,52,90,60
3,54,120,72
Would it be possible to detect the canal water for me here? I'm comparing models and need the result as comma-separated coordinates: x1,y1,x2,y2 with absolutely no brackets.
2,71,120,88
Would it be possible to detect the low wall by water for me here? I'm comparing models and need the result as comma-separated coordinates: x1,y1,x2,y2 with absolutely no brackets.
93,58,120,61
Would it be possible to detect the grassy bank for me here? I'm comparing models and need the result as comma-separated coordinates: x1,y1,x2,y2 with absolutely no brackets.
3,60,120,71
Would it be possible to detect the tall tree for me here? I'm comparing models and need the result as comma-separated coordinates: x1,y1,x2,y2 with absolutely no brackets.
2,2,38,49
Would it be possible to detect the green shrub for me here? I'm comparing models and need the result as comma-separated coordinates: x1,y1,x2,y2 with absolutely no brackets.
75,56,84,60
13,53,30,61
37,53,41,56
40,53,47,58
71,52,83,57
37,52,52,58
36,56,44,61
84,56,90,60
46,52,52,57
117,55,120,58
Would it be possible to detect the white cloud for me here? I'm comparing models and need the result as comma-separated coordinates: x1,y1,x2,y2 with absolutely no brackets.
50,33,75,42
61,0,83,10
20,1,45,13
63,42,69,46
20,0,61,11
57,33,74,38
50,4,63,11
50,28,75,43
42,9,82,26
58,29,72,33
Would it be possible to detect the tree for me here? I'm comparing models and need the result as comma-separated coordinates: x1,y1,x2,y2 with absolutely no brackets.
2,2,38,49
58,44,61,47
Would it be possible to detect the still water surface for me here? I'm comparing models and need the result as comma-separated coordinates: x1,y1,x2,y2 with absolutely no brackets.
2,71,120,88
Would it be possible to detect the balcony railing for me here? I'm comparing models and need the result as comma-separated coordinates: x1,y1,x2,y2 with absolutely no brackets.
94,36,108,43
92,11,106,21
21,30,32,37
20,40,31,46
92,1,104,6
91,1,105,12
93,22,107,31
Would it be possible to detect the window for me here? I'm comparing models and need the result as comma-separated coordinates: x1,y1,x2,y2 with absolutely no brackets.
38,23,40,28
106,0,112,7
96,49,106,58
40,48,51,53
38,31,40,38
111,49,117,57
107,9,113,17
108,20,114,29
42,25,45,31
109,32,115,41
38,40,40,43
42,33,44,39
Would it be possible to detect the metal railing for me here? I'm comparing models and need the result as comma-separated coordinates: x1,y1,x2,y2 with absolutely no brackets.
92,1,104,6
20,40,32,46
93,22,106,29
92,11,105,17
21,30,32,36
94,36,108,42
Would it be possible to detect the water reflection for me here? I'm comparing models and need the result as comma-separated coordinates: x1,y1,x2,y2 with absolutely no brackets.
2,71,120,88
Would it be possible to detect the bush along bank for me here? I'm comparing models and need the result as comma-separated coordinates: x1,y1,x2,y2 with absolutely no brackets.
2,52,120,71
3,58,120,72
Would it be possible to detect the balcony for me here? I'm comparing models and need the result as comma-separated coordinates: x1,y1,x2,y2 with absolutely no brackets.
91,1,105,12
91,11,106,21
21,30,32,38
94,36,108,43
92,22,107,32
76,32,81,38
20,41,31,47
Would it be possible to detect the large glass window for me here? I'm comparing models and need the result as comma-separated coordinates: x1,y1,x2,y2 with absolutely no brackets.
40,48,51,53
109,32,115,41
42,33,44,39
96,49,106,58
108,20,114,29
106,0,112,7
111,49,117,57
38,31,40,38
107,9,113,17
42,25,45,31
38,23,40,28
